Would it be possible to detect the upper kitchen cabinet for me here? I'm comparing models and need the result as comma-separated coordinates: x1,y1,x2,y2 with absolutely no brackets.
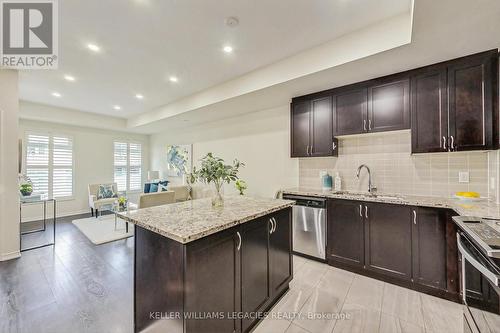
411,50,499,153
367,78,410,133
448,51,498,151
411,66,448,153
332,88,367,135
291,95,338,158
291,100,311,157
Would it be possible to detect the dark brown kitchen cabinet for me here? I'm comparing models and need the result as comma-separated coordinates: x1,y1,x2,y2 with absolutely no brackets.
240,218,270,333
332,88,368,135
135,207,292,333
269,208,293,297
411,66,448,153
185,227,241,333
327,199,364,267
411,50,498,153
325,198,458,302
368,78,410,132
448,52,497,151
411,207,447,290
291,100,310,157
240,208,292,333
364,202,412,281
291,96,337,158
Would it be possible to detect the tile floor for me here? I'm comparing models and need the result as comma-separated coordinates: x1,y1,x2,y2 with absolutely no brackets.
255,255,464,333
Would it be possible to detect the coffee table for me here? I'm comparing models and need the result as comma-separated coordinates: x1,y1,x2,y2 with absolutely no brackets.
99,202,137,233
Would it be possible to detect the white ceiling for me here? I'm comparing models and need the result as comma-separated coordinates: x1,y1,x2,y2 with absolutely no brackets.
18,0,412,118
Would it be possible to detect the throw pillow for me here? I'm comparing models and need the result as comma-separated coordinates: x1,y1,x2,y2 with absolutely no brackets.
149,183,158,193
97,184,117,199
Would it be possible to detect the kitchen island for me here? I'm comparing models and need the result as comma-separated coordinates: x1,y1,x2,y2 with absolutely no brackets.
117,196,295,333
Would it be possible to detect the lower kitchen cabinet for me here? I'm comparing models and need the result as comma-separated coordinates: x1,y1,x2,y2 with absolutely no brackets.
240,218,271,332
327,200,364,267
364,203,412,280
269,208,293,297
411,207,447,290
327,199,459,301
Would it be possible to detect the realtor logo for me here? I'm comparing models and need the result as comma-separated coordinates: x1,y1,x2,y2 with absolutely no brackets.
1,0,58,69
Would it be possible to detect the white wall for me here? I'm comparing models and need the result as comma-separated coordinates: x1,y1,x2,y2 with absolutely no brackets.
0,70,21,261
19,119,150,220
150,106,298,198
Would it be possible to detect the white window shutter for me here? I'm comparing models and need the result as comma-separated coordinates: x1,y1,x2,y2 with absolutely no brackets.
129,143,142,191
52,136,73,198
26,134,49,195
114,142,128,191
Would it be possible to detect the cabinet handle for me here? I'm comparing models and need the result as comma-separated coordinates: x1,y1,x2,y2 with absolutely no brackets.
359,205,363,217
413,210,417,225
363,120,367,131
236,231,242,251
368,119,372,130
365,206,368,219
442,136,447,150
450,136,455,150
332,141,337,151
311,146,314,154
306,145,309,155
272,217,277,233
269,218,274,234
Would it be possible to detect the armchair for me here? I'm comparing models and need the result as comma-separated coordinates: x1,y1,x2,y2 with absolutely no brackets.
88,183,119,218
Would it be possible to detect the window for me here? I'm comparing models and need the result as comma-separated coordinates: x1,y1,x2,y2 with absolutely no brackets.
25,133,74,198
114,141,142,191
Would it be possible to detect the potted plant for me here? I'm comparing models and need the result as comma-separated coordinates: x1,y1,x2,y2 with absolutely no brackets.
235,180,247,195
118,196,128,211
19,183,33,197
190,153,244,207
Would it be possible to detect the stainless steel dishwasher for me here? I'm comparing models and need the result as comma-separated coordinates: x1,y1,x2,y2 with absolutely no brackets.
283,195,326,260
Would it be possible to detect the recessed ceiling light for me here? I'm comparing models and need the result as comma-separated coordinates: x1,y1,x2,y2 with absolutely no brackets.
113,105,122,110
223,45,233,53
51,92,61,98
64,75,76,82
169,76,178,83
87,43,100,52
135,94,144,100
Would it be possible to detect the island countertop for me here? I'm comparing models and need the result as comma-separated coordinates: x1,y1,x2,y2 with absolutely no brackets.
117,196,294,244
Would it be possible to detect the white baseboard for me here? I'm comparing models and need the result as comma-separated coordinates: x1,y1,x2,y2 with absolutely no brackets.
22,208,90,222
0,250,21,262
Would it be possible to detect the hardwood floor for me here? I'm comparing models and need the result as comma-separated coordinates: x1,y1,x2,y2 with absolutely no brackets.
0,214,133,333
1,215,466,333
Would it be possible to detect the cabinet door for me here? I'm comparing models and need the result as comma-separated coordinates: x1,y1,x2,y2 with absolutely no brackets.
240,218,270,332
411,67,448,153
269,208,292,298
327,200,364,267
412,207,447,290
310,96,334,156
448,52,496,151
291,100,311,157
333,88,368,135
185,228,241,333
364,203,412,280
368,78,410,132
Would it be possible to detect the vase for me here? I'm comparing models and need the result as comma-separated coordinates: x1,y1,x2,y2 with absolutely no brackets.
211,182,224,207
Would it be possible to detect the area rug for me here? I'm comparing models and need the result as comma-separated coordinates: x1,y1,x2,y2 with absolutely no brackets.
72,215,134,245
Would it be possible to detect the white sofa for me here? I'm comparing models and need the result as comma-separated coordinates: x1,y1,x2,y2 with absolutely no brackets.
88,183,118,217
138,191,175,209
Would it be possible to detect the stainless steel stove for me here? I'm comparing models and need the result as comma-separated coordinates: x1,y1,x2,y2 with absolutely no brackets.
453,216,500,333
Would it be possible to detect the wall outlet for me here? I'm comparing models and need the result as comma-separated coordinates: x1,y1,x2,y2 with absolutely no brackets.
459,171,470,183
491,177,496,190
319,170,327,177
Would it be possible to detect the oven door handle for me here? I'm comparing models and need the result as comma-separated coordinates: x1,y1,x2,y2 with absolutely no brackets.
457,234,500,287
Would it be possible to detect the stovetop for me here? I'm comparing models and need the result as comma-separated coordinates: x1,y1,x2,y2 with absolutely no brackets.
453,216,500,259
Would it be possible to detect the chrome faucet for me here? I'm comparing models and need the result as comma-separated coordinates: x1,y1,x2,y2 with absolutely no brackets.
356,164,377,193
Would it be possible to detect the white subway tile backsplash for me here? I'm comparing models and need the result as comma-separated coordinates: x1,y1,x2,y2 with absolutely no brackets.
299,131,493,198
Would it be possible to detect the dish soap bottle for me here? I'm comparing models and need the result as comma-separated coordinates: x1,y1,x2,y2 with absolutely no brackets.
334,172,342,191
321,171,332,191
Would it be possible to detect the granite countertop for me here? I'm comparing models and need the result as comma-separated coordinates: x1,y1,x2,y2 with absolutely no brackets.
282,187,500,219
117,196,294,244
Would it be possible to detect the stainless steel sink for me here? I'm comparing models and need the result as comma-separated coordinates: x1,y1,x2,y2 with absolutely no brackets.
331,191,401,201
